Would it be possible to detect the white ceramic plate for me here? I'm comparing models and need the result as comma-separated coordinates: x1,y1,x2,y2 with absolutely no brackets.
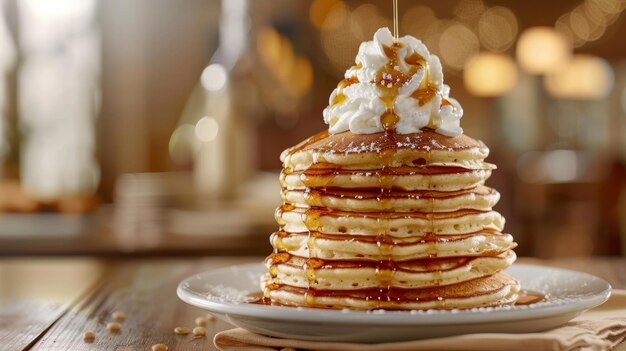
177,263,611,342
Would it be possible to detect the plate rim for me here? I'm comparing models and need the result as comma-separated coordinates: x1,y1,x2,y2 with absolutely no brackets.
177,262,612,325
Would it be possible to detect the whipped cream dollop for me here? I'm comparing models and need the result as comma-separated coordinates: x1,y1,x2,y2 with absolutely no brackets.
323,28,463,137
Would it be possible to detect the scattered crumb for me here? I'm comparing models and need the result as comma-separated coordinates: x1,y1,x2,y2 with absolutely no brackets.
192,326,207,337
194,316,207,326
174,326,190,335
83,331,95,342
106,322,121,333
111,311,126,321
205,314,216,321
151,344,168,351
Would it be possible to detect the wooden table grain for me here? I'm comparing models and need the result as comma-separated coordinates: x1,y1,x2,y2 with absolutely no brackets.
1,257,624,351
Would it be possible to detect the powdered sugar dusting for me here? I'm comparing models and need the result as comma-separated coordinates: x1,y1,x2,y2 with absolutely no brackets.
343,141,383,154
203,284,256,304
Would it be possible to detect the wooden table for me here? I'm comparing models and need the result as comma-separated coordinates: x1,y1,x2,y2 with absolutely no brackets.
1,257,624,351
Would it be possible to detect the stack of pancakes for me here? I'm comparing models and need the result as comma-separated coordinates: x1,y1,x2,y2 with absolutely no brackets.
261,130,520,310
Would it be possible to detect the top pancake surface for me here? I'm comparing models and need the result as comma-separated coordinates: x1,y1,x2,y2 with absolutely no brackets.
291,129,486,155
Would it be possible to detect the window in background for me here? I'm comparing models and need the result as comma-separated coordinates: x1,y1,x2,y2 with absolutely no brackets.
0,0,100,240
17,0,100,213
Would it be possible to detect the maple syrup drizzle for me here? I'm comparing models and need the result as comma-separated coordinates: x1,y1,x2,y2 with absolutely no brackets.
276,255,484,271
411,86,438,107
377,43,405,132
332,93,347,106
393,0,399,41
373,37,433,132
277,205,487,222
285,130,330,158
266,252,290,278
515,290,545,305
338,76,358,89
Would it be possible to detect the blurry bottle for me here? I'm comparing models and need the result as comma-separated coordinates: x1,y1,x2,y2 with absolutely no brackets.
171,0,255,200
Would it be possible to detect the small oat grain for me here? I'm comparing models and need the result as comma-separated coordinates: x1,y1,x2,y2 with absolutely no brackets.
174,326,190,335
194,316,207,326
106,322,121,333
192,326,207,337
111,311,126,321
83,331,95,342
205,313,216,321
151,344,168,351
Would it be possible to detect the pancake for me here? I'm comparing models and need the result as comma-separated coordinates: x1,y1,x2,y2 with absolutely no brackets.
282,130,491,171
281,167,492,192
282,185,500,213
261,271,520,310
276,206,505,236
271,231,516,261
265,250,516,290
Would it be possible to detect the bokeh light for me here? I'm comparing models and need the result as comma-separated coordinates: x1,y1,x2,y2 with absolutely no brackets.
569,11,592,43
320,2,357,74
257,26,314,97
320,0,348,31
195,116,219,142
401,5,437,40
309,0,339,29
555,0,625,48
516,27,571,74
201,64,227,92
439,23,479,71
290,57,313,97
478,6,518,53
350,4,388,41
544,54,615,100
453,0,486,23
464,52,518,97
257,26,281,69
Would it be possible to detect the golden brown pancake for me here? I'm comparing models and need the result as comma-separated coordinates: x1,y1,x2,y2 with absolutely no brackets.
282,185,500,213
264,251,516,291
261,271,520,310
281,130,492,171
286,129,487,155
271,231,516,261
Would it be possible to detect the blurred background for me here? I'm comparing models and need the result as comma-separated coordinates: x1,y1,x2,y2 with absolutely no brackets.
0,0,624,258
